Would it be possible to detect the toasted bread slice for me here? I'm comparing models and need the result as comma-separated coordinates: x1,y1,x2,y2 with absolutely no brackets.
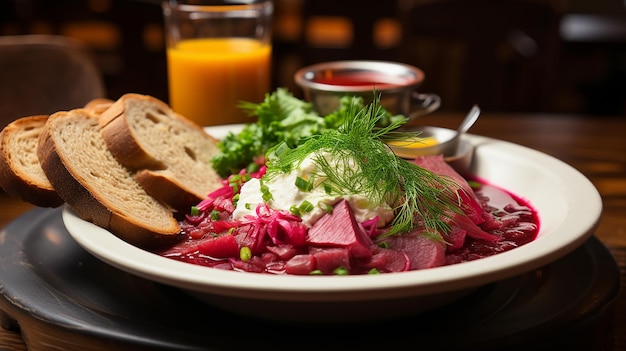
37,108,181,248
0,99,120,208
0,115,64,207
84,97,114,114
98,93,223,213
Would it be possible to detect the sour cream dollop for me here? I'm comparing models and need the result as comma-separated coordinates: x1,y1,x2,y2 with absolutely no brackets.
232,151,394,227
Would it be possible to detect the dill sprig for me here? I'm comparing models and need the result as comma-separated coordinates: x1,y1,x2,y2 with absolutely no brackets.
265,95,462,236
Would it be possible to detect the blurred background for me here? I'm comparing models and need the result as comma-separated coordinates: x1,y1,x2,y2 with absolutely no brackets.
1,0,625,115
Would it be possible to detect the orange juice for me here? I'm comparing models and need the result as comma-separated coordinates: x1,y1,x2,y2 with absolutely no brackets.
166,38,271,126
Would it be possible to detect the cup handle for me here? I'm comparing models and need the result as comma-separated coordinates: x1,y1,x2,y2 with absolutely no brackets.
408,92,441,120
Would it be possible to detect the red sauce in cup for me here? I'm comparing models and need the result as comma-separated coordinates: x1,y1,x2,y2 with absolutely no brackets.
312,72,412,88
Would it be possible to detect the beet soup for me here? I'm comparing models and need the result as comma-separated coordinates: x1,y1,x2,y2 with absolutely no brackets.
157,164,539,276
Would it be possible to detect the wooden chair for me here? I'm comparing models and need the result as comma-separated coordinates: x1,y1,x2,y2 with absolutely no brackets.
0,34,106,129
398,0,563,112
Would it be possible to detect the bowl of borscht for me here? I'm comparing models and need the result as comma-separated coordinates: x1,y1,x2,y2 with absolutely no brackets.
63,117,602,323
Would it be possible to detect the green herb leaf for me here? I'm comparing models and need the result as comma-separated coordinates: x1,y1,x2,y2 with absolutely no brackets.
211,88,331,177
210,88,402,178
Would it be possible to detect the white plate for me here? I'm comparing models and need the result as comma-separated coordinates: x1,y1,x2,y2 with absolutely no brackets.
62,127,602,323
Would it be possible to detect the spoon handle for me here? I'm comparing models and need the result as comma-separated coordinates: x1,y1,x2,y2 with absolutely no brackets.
458,105,481,134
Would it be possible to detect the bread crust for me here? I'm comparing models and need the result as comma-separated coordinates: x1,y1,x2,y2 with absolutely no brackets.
0,115,64,207
0,98,114,208
37,109,181,248
98,94,165,169
83,98,114,114
99,93,223,212
134,169,202,214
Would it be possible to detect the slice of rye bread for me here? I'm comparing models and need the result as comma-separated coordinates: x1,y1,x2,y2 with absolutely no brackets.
83,97,114,114
0,115,64,207
0,99,119,208
37,108,181,248
98,93,223,213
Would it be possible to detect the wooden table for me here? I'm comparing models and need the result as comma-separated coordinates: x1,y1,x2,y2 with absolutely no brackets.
1,111,625,350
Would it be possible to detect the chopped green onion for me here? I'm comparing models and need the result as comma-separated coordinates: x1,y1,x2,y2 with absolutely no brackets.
230,183,239,194
190,206,200,216
323,183,333,195
298,200,314,213
295,176,313,192
333,266,349,275
320,203,333,214
273,141,290,158
467,180,482,189
309,270,323,275
368,268,380,275
240,246,252,261
210,210,220,221
260,181,273,202
289,205,301,216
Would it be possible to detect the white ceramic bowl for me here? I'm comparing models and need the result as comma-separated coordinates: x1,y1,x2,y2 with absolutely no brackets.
62,125,602,323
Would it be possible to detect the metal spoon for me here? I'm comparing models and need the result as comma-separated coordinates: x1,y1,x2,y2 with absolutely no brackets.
444,104,480,156
419,104,481,155
456,104,481,139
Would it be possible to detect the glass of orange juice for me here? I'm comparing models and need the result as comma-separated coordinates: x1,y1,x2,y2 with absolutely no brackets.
162,0,273,126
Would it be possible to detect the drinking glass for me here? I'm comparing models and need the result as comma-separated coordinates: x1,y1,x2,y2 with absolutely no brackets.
162,0,273,125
